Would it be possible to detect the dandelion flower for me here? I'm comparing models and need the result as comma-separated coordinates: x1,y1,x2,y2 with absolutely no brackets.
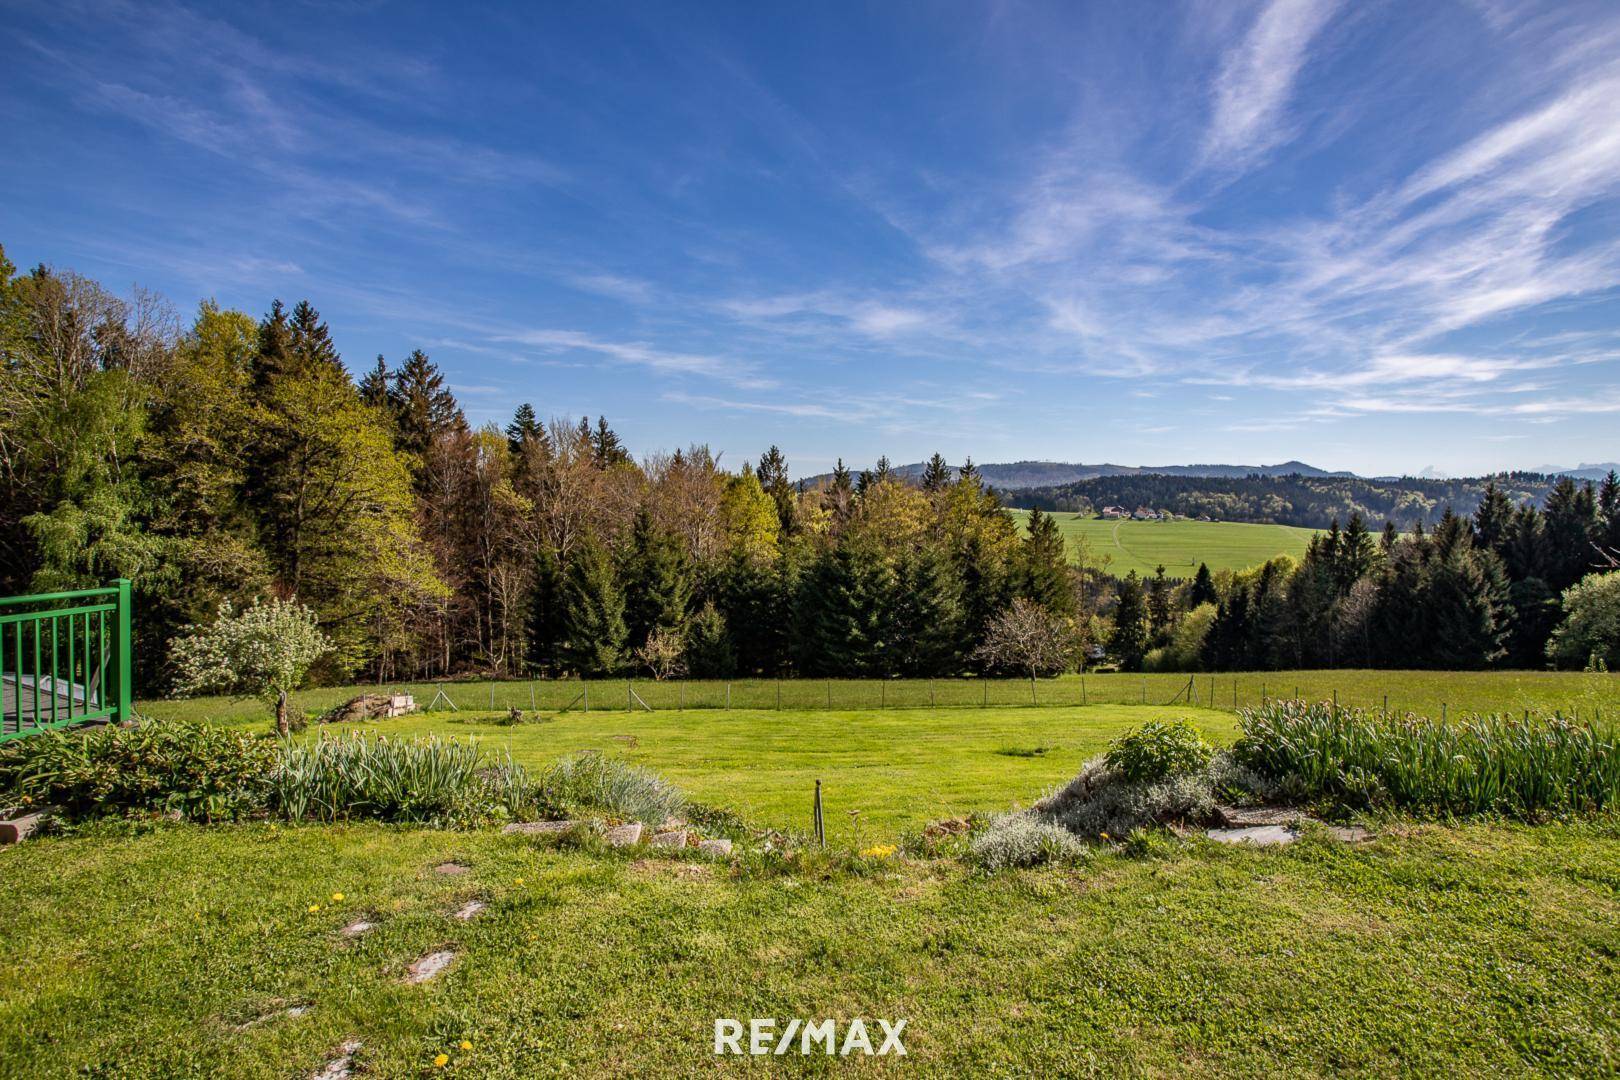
331,892,344,901
459,1040,473,1050
307,904,321,913
515,877,524,886
433,1053,449,1067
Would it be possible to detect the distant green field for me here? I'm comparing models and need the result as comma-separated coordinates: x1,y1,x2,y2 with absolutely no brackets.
1008,508,1317,577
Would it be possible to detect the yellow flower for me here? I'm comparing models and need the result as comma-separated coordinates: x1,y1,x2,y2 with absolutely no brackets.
459,1040,473,1050
307,904,320,913
331,892,344,901
1099,832,1110,840
515,877,524,886
860,844,897,859
433,1053,449,1067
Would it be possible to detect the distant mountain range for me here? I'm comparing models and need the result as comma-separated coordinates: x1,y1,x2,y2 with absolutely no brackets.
798,459,1617,490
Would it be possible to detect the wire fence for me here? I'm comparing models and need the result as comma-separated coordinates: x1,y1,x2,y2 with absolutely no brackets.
366,673,1614,719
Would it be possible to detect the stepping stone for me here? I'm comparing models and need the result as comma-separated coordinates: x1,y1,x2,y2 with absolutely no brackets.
1214,805,1300,828
697,838,733,857
311,1039,362,1080
1328,825,1373,843
433,862,469,875
1206,825,1297,847
452,900,486,921
285,1005,311,1019
604,823,644,847
339,919,375,938
650,829,689,849
502,820,578,835
405,950,456,984
0,811,49,844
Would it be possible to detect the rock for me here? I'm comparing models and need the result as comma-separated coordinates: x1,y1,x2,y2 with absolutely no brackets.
650,829,689,849
0,811,48,845
311,1039,362,1080
697,838,733,857
285,1005,311,1019
604,822,644,847
1328,825,1373,843
502,820,578,836
339,919,375,938
405,950,456,984
1214,805,1300,828
452,899,486,921
924,817,971,838
433,862,469,875
1205,825,1297,847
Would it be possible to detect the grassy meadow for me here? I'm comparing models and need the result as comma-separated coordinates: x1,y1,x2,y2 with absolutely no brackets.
2,704,1619,1077
1007,508,1317,577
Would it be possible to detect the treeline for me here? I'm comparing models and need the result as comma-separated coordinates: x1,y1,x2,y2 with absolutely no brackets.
1124,486,1620,673
0,248,1088,690
4,247,1615,688
1010,472,1559,530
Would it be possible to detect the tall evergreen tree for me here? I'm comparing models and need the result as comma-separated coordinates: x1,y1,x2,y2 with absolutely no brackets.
558,535,627,675
524,545,567,675
591,416,631,466
890,543,965,675
1147,564,1173,642
358,355,390,409
921,452,951,492
797,539,895,676
683,600,736,677
506,403,543,453
1017,508,1075,616
1111,571,1149,671
619,507,692,651
756,445,796,534
1188,562,1217,607
388,349,464,460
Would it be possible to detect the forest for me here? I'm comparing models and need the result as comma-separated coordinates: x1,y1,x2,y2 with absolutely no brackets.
3,246,1618,688
1011,472,1561,529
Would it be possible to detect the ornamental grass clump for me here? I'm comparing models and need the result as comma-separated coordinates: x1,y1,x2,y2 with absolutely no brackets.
1234,699,1620,817
537,751,686,824
272,732,536,826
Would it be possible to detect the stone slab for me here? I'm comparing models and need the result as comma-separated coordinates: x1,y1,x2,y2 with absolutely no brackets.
1214,805,1300,828
650,829,689,849
405,950,456,984
1205,825,1297,847
452,900,486,921
502,820,578,836
0,812,46,845
311,1039,362,1080
604,822,644,847
697,838,733,857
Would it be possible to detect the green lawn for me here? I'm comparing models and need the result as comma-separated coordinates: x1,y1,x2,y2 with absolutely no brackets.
140,668,1620,734
1007,508,1317,577
7,703,1620,1077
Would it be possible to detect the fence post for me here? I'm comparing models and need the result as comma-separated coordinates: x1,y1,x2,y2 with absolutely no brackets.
1081,676,1086,706
583,681,589,712
982,681,988,708
530,681,536,709
777,679,782,710
930,679,935,708
1442,702,1447,723
1141,678,1145,704
1031,676,1037,706
490,684,495,709
726,682,731,710
1383,693,1388,716
1233,680,1237,709
679,682,684,711
628,679,633,711
115,578,133,724
827,681,832,708
813,780,825,849
881,681,886,709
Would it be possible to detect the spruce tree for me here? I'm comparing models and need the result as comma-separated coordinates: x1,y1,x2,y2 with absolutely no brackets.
891,543,965,675
288,300,342,377
1147,564,1172,642
252,300,293,390
921,452,951,492
1599,470,1620,555
525,545,567,674
797,539,895,676
1473,481,1515,554
591,416,630,466
619,508,692,651
388,349,464,459
1018,508,1076,616
756,445,796,535
1111,571,1149,671
1188,562,1217,607
506,403,542,453
558,535,627,675
358,355,390,409
683,600,736,677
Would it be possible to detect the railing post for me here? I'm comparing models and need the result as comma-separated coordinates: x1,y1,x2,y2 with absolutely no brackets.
115,578,133,724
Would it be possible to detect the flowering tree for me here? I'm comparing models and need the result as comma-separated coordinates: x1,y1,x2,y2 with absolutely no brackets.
636,625,687,681
171,598,332,735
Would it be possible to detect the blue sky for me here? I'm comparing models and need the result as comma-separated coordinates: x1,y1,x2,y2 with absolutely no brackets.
4,0,1620,477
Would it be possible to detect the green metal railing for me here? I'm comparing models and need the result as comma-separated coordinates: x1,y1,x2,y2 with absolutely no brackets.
0,580,132,741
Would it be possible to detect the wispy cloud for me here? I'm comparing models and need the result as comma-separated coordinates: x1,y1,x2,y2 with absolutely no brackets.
495,329,774,389
1202,0,1343,170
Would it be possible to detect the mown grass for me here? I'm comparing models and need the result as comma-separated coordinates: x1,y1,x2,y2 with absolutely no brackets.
2,818,1617,1077
1006,508,1318,576
140,667,1620,730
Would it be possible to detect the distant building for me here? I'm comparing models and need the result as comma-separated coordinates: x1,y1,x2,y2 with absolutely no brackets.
1101,505,1129,518
1132,507,1159,520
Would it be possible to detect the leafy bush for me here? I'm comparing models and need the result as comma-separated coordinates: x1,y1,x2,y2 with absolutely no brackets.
969,813,1088,870
1105,719,1213,783
538,751,686,824
1546,571,1620,670
0,721,276,822
1235,699,1620,817
272,733,536,826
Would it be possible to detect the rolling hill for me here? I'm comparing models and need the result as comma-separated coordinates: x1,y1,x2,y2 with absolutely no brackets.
1007,509,1318,578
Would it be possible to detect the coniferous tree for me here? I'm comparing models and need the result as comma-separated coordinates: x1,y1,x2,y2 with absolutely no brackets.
1111,571,1148,671
1188,562,1217,607
756,445,796,535
388,349,464,460
1473,481,1515,554
1017,508,1075,616
921,452,951,493
558,534,627,675
252,300,293,390
1543,477,1600,590
506,403,543,453
1147,564,1173,642
798,539,895,676
619,507,692,652
683,600,736,677
524,545,567,674
1598,470,1620,555
358,355,391,409
288,300,342,377
591,416,631,466
890,543,965,675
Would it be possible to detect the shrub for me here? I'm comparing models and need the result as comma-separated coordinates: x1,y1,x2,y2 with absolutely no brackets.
1234,699,1620,817
1033,755,1247,839
272,733,536,826
0,721,276,822
538,752,686,824
1105,719,1213,783
1547,571,1620,670
170,598,332,735
969,813,1088,870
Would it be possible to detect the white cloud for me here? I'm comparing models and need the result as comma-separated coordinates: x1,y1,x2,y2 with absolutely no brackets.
1203,0,1343,169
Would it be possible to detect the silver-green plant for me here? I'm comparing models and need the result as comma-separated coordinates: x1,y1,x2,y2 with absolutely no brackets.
538,751,686,824
970,812,1088,870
